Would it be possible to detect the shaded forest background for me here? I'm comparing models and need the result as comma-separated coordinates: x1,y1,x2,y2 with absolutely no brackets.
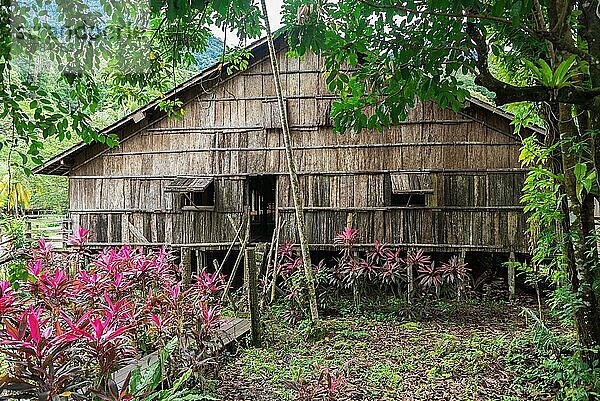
0,16,223,212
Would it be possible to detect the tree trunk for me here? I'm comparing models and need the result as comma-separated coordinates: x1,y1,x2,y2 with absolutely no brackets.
538,3,600,365
579,2,600,364
259,0,319,324
558,102,600,364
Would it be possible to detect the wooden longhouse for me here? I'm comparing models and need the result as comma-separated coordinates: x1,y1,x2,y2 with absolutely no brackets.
34,36,537,269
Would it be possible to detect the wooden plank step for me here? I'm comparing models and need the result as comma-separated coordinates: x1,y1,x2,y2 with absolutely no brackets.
112,317,250,388
209,317,251,351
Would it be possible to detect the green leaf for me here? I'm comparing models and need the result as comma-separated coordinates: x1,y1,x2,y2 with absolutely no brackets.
574,163,588,203
491,0,506,16
348,52,358,66
537,59,553,86
211,0,229,16
171,369,192,391
553,55,579,88
130,367,142,393
583,171,595,193
574,163,587,182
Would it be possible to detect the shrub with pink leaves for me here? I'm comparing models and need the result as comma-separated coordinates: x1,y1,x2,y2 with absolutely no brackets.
275,227,472,318
0,228,225,400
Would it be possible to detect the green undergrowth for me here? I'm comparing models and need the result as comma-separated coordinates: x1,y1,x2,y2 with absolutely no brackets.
213,296,598,400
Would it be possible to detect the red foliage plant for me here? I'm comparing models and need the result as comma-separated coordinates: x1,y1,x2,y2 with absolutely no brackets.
284,363,350,401
276,228,471,323
329,228,470,296
0,229,224,401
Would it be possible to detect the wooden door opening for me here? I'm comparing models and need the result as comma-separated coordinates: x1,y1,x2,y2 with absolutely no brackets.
248,175,276,242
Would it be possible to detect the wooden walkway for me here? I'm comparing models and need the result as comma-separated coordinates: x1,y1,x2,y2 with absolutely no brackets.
113,317,250,387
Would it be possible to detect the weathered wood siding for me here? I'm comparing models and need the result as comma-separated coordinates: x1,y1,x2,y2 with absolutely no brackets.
68,49,528,252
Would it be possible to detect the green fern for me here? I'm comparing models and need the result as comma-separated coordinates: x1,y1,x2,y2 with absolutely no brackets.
523,307,557,351
524,55,580,89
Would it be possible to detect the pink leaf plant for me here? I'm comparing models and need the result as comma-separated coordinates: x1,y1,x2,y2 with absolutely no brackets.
193,271,225,300
440,255,470,285
0,227,225,399
416,262,444,294
404,249,432,270
68,227,91,247
333,227,359,246
0,281,16,315
334,227,359,260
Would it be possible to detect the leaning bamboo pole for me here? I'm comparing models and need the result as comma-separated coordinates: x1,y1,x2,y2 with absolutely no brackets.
259,0,319,324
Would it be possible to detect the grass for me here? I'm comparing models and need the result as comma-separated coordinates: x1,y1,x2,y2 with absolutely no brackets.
212,296,564,400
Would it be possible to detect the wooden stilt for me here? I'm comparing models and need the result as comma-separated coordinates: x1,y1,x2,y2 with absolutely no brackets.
181,248,192,287
245,247,261,347
346,212,355,228
508,251,516,302
407,248,414,304
193,250,199,275
197,250,206,274
458,249,467,300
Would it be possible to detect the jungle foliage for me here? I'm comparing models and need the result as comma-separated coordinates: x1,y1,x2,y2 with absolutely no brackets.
280,0,600,372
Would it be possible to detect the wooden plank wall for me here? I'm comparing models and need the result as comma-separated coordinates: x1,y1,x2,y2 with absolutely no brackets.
277,208,526,251
68,48,528,252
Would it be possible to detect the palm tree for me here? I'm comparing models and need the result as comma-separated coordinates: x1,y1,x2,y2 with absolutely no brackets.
0,170,32,215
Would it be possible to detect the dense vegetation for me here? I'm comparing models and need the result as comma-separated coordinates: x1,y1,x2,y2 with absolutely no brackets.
2,0,600,399
0,36,222,213
280,0,600,386
0,228,224,399
1,223,595,400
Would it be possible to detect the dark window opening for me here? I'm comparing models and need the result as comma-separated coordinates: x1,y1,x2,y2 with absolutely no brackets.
181,182,215,208
388,173,431,207
391,193,427,207
248,175,276,241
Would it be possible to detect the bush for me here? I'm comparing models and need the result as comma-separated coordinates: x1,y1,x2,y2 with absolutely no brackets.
0,214,32,283
274,227,471,321
0,228,224,400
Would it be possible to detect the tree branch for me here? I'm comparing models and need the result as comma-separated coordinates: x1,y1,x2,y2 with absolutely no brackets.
466,21,600,105
475,74,600,105
357,0,595,64
357,0,518,26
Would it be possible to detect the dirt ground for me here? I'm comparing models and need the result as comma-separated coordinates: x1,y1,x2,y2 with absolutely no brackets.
212,299,559,401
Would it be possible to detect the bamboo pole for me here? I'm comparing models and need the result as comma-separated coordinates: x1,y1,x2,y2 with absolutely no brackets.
407,248,414,304
259,0,319,324
67,205,525,214
264,216,281,277
85,241,511,251
104,141,518,157
261,216,281,304
214,214,246,276
69,168,529,180
267,219,285,303
221,210,251,303
458,249,467,300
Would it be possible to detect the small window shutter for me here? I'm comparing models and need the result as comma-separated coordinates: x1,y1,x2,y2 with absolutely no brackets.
390,173,433,194
165,177,213,193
